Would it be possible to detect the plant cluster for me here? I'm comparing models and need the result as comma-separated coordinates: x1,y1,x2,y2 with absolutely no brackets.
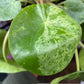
0,0,84,84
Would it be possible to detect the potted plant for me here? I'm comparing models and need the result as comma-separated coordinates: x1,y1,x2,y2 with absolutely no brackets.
0,0,84,84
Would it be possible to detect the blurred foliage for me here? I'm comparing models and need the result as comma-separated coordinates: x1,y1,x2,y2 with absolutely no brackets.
63,0,84,24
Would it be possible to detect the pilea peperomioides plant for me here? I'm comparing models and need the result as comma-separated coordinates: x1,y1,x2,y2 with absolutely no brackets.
0,0,84,83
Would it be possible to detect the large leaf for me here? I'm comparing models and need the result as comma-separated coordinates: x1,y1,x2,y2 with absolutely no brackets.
63,0,84,24
0,29,26,73
79,48,84,71
51,71,84,84
0,0,21,21
8,4,81,75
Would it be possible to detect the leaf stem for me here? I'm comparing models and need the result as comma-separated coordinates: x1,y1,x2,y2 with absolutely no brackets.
57,1,65,6
19,0,34,4
37,0,43,4
2,31,9,63
79,41,84,48
75,49,80,72
39,0,43,4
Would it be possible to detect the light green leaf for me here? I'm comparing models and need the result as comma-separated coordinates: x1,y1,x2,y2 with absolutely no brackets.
63,0,84,24
0,0,21,21
8,4,81,75
0,29,26,73
51,71,84,84
79,48,84,71
0,60,26,73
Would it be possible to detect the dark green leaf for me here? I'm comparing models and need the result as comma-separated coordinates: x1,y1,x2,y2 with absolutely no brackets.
0,29,26,73
8,4,81,75
81,23,84,40
79,48,84,71
63,0,84,24
51,71,84,84
0,0,21,21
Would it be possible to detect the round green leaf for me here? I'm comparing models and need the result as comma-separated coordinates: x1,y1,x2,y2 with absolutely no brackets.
8,4,82,75
0,0,21,21
51,71,84,84
0,29,26,73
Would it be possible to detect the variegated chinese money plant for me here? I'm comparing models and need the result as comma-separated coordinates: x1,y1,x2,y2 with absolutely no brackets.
0,0,84,84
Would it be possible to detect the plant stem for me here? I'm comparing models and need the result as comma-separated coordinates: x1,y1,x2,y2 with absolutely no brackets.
79,41,84,48
57,1,65,6
2,31,9,63
19,0,34,4
37,0,43,4
39,0,43,4
75,49,80,72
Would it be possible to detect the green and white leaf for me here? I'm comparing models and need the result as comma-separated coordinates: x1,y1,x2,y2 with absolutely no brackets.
0,0,21,21
51,44,84,84
0,29,26,73
51,71,84,84
8,4,81,75
63,0,84,24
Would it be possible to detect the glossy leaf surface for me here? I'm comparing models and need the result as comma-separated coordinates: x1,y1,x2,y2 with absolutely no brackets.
79,48,84,71
64,0,84,24
0,29,26,73
51,71,84,84
0,0,21,21
8,4,82,75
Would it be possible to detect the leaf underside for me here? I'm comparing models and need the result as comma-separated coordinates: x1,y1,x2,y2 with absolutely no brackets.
8,4,81,75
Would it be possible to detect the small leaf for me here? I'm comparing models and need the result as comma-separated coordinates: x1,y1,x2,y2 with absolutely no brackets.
79,48,84,71
0,0,21,21
8,4,81,75
0,29,26,73
51,71,84,84
63,0,84,24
